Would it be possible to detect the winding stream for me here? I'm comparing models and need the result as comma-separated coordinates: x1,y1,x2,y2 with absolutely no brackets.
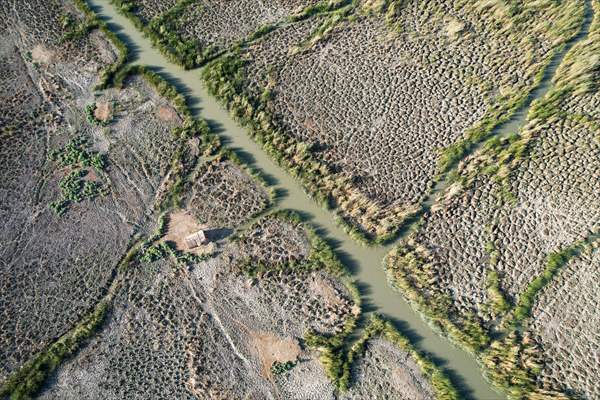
86,1,592,398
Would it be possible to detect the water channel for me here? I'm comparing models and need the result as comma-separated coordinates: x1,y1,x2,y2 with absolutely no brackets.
86,1,592,398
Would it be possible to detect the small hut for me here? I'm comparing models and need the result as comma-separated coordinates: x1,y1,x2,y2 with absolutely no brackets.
185,230,208,249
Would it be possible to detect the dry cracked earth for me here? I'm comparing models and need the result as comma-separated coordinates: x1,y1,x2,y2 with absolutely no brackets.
1,1,457,399
1,0,599,400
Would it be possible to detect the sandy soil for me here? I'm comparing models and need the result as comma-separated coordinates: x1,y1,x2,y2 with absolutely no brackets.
94,101,112,122
31,44,55,64
163,210,204,251
249,331,301,378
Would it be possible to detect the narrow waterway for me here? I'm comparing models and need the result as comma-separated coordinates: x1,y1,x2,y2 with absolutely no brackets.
86,1,592,398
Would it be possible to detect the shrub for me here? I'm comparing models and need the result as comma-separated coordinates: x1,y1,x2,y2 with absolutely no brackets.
270,360,296,375
48,137,107,172
139,242,172,263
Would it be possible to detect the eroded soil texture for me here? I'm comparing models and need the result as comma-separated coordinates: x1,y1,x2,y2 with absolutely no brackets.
38,214,445,400
387,3,600,397
0,0,190,386
203,0,585,241
0,1,461,399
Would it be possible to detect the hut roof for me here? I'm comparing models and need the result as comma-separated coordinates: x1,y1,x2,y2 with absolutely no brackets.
184,230,208,249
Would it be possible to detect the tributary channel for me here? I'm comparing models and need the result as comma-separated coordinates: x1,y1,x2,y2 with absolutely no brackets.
86,1,593,398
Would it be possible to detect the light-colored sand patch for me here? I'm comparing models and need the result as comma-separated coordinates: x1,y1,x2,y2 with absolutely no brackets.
157,104,179,122
163,210,204,251
446,18,466,39
249,331,301,378
31,44,55,64
94,101,112,122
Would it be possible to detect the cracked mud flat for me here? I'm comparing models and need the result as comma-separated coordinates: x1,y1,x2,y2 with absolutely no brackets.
386,2,600,397
341,338,435,400
166,0,323,55
0,1,462,399
3,0,599,399
530,243,600,399
203,0,585,240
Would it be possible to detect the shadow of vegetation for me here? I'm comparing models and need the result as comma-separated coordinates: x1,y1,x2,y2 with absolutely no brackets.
88,3,141,63
145,66,203,112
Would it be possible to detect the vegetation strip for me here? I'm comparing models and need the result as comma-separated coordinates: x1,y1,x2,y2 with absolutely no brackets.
109,0,351,69
341,315,460,399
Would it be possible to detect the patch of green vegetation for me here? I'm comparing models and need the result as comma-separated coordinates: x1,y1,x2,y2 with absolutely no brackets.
59,10,98,44
49,170,106,216
485,270,511,315
0,301,109,400
139,241,172,263
304,328,348,387
47,137,108,216
481,330,542,400
270,360,296,375
138,238,212,265
59,13,75,30
48,136,107,172
292,1,358,52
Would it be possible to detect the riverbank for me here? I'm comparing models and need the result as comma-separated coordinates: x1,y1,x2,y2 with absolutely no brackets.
85,1,507,398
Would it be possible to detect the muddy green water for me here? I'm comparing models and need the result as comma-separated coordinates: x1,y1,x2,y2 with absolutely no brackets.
86,1,591,398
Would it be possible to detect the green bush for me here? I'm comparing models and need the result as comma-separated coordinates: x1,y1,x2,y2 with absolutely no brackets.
48,136,107,172
271,360,296,375
139,242,172,263
85,103,111,126
49,168,106,216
